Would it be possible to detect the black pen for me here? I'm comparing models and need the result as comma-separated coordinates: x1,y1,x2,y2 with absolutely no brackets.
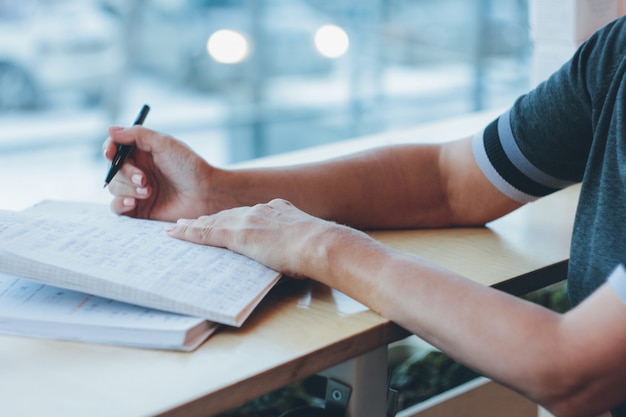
103,104,150,188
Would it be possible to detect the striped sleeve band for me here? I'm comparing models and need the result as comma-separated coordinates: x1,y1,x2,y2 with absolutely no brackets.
472,109,576,203
608,264,626,306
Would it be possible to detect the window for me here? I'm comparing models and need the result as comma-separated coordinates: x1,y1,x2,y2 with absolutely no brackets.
0,0,530,210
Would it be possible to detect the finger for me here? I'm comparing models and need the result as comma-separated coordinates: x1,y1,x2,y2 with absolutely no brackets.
108,177,151,200
166,218,211,245
110,196,137,216
107,160,151,198
102,130,126,161
103,125,141,159
106,125,135,147
107,125,172,155
169,214,239,247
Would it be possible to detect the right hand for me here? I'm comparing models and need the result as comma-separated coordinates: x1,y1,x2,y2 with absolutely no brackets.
103,126,235,222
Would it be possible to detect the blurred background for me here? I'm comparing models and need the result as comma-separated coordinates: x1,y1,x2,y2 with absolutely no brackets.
0,0,531,209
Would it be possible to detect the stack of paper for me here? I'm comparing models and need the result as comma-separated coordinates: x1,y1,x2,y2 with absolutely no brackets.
0,201,282,351
529,0,625,85
0,273,219,351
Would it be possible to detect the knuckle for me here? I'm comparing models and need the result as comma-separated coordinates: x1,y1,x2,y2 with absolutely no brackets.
194,217,217,242
198,225,214,242
268,198,290,207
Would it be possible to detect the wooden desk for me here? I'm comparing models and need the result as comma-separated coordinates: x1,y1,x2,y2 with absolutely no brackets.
0,111,578,417
372,185,578,296
0,186,578,417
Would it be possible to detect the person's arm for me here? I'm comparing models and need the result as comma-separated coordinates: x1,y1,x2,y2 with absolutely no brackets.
326,232,626,417
104,127,522,228
220,137,522,229
166,200,626,417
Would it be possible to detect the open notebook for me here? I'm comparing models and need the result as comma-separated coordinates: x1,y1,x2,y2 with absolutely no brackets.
0,200,282,348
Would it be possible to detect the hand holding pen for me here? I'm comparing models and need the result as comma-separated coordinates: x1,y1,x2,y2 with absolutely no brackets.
103,104,150,188
103,107,218,222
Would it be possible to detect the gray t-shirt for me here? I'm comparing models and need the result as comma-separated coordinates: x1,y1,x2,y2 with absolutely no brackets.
472,16,626,417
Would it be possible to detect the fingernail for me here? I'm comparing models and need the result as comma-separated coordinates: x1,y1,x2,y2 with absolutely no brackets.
131,174,142,186
109,125,124,132
123,198,135,207
136,187,148,196
177,218,191,225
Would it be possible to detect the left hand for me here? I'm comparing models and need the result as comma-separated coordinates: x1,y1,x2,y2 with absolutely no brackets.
165,198,349,279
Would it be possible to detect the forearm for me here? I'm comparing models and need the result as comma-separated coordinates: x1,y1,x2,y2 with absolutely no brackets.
312,227,560,373
308,227,626,416
168,193,626,416
218,138,519,229
220,144,452,229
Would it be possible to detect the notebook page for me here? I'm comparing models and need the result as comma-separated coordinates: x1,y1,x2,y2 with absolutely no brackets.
0,273,217,350
0,206,281,325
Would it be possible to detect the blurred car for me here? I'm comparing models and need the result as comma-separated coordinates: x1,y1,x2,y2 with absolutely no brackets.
0,0,124,111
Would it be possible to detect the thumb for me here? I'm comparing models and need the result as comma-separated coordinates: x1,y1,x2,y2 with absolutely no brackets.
102,126,126,160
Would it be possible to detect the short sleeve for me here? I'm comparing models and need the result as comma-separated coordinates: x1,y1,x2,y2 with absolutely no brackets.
472,111,577,203
472,17,626,203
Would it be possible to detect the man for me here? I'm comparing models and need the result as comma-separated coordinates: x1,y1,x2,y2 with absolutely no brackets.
104,16,626,417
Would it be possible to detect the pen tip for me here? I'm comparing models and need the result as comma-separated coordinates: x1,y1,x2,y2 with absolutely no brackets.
103,182,109,189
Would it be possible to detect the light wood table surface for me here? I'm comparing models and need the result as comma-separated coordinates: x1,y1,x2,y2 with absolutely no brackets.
0,111,578,417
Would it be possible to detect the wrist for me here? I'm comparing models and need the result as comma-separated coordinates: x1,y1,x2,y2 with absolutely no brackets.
207,167,274,212
303,224,388,294
200,166,248,214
